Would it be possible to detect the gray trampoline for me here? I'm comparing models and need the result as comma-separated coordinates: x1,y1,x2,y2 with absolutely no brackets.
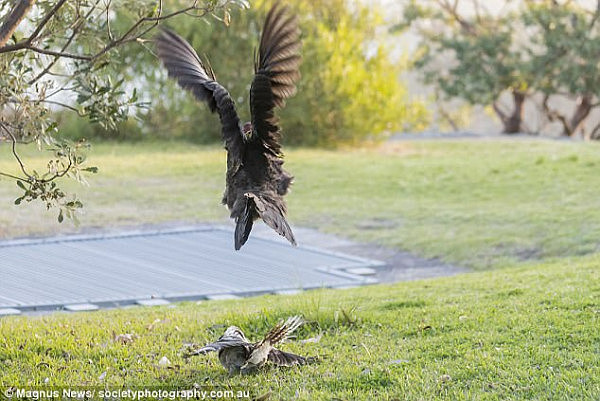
0,226,381,313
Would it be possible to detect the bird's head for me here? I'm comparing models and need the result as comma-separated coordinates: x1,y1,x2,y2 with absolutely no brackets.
242,122,253,140
222,325,249,341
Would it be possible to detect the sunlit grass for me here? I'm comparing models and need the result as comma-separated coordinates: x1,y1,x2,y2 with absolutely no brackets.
1,255,598,400
1,138,599,269
2,138,599,399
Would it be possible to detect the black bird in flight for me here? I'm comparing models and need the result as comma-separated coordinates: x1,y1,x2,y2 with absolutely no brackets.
185,316,310,375
156,3,301,250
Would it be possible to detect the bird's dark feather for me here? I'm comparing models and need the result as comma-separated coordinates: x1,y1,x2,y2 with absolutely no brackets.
268,349,307,367
155,2,300,250
251,2,302,155
234,196,256,250
155,29,244,162
245,192,296,246
261,315,303,345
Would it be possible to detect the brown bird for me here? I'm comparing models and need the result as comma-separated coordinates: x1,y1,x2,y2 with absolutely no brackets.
155,3,301,250
185,316,309,375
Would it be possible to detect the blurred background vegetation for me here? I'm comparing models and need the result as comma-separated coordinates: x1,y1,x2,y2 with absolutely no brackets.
57,0,430,147
55,0,600,146
401,0,600,138
2,0,600,220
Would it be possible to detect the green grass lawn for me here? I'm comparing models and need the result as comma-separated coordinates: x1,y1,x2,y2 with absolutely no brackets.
1,255,599,400
1,138,599,399
1,138,599,269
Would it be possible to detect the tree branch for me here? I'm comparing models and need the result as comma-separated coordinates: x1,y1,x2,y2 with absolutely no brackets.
0,0,68,52
589,120,600,140
0,121,75,184
39,99,84,114
28,26,81,83
26,45,92,59
542,94,572,136
105,0,113,41
27,0,68,42
435,0,478,35
29,0,102,84
89,0,199,62
42,153,73,182
0,0,36,47
0,0,208,63
0,170,28,182
0,122,32,180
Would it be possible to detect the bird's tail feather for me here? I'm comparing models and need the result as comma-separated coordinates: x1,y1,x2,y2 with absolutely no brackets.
263,315,303,346
234,197,255,250
245,192,296,247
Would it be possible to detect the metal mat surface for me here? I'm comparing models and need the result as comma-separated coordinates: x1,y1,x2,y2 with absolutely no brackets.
0,227,381,311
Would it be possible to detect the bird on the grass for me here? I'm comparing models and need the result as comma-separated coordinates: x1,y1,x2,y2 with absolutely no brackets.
155,2,301,250
185,316,310,375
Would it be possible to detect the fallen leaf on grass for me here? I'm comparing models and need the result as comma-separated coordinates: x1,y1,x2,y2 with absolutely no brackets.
158,356,171,368
112,331,138,345
388,359,410,365
147,319,170,331
300,334,322,344
439,374,452,382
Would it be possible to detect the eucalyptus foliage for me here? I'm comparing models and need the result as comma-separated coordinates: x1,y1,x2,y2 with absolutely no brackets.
0,0,245,222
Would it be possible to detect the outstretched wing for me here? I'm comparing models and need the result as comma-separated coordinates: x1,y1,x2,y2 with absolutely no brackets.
185,326,250,358
185,337,248,357
156,29,244,160
250,2,301,156
268,349,309,367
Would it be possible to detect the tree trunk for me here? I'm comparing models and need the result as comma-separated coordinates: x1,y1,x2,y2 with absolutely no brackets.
493,90,526,134
588,121,600,140
0,0,36,47
504,91,526,133
566,94,593,137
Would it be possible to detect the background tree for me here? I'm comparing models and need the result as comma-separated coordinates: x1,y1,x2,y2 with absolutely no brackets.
0,0,245,222
126,0,428,147
402,0,600,138
524,0,600,138
402,0,532,134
